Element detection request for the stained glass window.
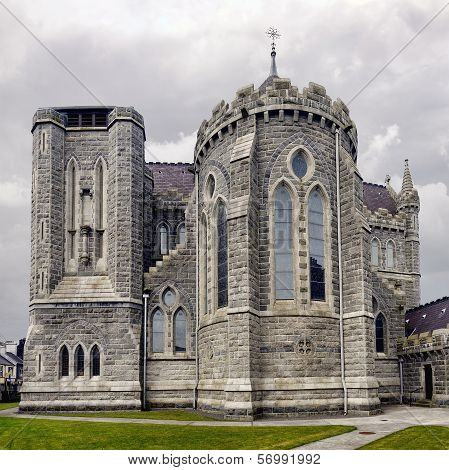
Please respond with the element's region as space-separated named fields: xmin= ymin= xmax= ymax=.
xmin=60 ymin=345 xmax=69 ymax=377
xmin=207 ymin=175 xmax=215 ymax=199
xmin=91 ymin=345 xmax=100 ymax=377
xmin=163 ymin=288 xmax=175 ymax=307
xmin=292 ymin=150 xmax=308 ymax=178
xmin=75 ymin=345 xmax=84 ymax=377
xmin=174 ymin=309 xmax=187 ymax=352
xmin=216 ymin=201 xmax=228 ymax=308
xmin=274 ymin=185 xmax=294 ymax=300
xmin=308 ymin=189 xmax=325 ymax=301
xmin=152 ymin=309 xmax=164 ymax=353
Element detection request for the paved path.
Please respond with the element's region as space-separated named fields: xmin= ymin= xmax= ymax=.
xmin=1 ymin=405 xmax=448 ymax=449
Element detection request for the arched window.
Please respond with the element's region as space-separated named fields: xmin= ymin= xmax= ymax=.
xmin=371 ymin=238 xmax=380 ymax=266
xmin=274 ymin=184 xmax=294 ymax=300
xmin=216 ymin=201 xmax=228 ymax=308
xmin=386 ymin=241 xmax=395 ymax=269
xmin=159 ymin=224 xmax=168 ymax=255
xmin=201 ymin=214 xmax=208 ymax=315
xmin=375 ymin=314 xmax=386 ymax=353
xmin=75 ymin=345 xmax=84 ymax=377
xmin=174 ymin=309 xmax=187 ymax=352
xmin=91 ymin=345 xmax=100 ymax=377
xmin=308 ymin=188 xmax=325 ymax=301
xmin=152 ymin=309 xmax=165 ymax=353
xmin=177 ymin=223 xmax=186 ymax=245
xmin=60 ymin=345 xmax=69 ymax=377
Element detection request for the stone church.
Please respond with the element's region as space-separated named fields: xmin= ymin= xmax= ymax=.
xmin=21 ymin=46 xmax=446 ymax=418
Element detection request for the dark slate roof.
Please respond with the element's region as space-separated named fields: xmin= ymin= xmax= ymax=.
xmin=363 ymin=182 xmax=397 ymax=214
xmin=0 ymin=354 xmax=14 ymax=366
xmin=147 ymin=162 xmax=194 ymax=195
xmin=405 ymin=297 xmax=449 ymax=335
xmin=4 ymin=352 xmax=23 ymax=366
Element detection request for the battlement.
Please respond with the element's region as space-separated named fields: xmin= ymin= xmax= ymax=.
xmin=32 ymin=106 xmax=145 ymax=135
xmin=195 ymin=79 xmax=356 ymax=161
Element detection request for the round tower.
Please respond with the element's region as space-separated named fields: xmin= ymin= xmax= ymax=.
xmin=194 ymin=49 xmax=380 ymax=418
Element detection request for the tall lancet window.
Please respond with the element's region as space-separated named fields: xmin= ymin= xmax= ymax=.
xmin=308 ymin=188 xmax=326 ymax=301
xmin=274 ymin=184 xmax=294 ymax=300
xmin=152 ymin=309 xmax=165 ymax=353
xmin=60 ymin=345 xmax=69 ymax=377
xmin=375 ymin=314 xmax=386 ymax=353
xmin=159 ymin=225 xmax=168 ymax=255
xmin=386 ymin=241 xmax=395 ymax=269
xmin=216 ymin=201 xmax=228 ymax=309
xmin=200 ymin=215 xmax=208 ymax=315
xmin=68 ymin=161 xmax=77 ymax=261
xmin=174 ymin=309 xmax=187 ymax=353
xmin=75 ymin=345 xmax=84 ymax=377
xmin=96 ymin=161 xmax=106 ymax=263
xmin=371 ymin=238 xmax=380 ymax=266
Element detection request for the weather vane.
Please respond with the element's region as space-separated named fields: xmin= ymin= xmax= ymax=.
xmin=266 ymin=27 xmax=281 ymax=51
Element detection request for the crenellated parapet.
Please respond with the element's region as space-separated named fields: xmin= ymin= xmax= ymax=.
xmin=195 ymin=79 xmax=357 ymax=164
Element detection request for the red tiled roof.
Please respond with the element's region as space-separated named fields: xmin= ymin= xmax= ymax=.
xmin=406 ymin=297 xmax=449 ymax=335
xmin=363 ymin=182 xmax=397 ymax=214
xmin=147 ymin=162 xmax=194 ymax=195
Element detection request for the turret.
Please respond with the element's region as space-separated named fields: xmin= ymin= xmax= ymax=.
xmin=397 ymin=159 xmax=420 ymax=304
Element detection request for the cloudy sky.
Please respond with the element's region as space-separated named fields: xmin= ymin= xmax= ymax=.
xmin=1 ymin=0 xmax=448 ymax=340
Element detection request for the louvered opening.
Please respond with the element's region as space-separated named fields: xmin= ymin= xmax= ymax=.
xmin=67 ymin=113 xmax=80 ymax=127
xmin=81 ymin=113 xmax=93 ymax=127
xmin=94 ymin=113 xmax=107 ymax=127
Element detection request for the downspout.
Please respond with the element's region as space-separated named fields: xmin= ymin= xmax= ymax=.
xmin=194 ymin=168 xmax=200 ymax=409
xmin=142 ymin=293 xmax=149 ymax=410
xmin=336 ymin=127 xmax=348 ymax=415
xmin=399 ymin=357 xmax=404 ymax=404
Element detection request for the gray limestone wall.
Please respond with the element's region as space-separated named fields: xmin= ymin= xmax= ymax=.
xmin=21 ymin=304 xmax=141 ymax=411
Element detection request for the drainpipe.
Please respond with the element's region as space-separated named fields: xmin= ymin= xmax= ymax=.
xmin=142 ymin=292 xmax=149 ymax=411
xmin=335 ymin=127 xmax=348 ymax=415
xmin=194 ymin=168 xmax=200 ymax=409
xmin=399 ymin=357 xmax=404 ymax=404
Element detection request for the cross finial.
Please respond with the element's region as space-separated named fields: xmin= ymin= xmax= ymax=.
xmin=266 ymin=27 xmax=281 ymax=52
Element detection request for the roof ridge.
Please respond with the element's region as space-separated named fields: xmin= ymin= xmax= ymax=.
xmin=363 ymin=182 xmax=386 ymax=188
xmin=406 ymin=296 xmax=449 ymax=315
xmin=146 ymin=161 xmax=193 ymax=166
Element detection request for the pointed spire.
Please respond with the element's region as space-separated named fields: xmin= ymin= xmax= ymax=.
xmin=401 ymin=159 xmax=414 ymax=193
xmin=270 ymin=46 xmax=278 ymax=77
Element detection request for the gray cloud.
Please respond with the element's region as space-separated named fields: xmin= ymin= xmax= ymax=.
xmin=1 ymin=0 xmax=448 ymax=339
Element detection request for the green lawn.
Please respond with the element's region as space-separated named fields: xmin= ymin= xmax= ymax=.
xmin=50 ymin=409 xmax=219 ymax=421
xmin=0 ymin=402 xmax=19 ymax=411
xmin=0 ymin=417 xmax=354 ymax=450
xmin=360 ymin=426 xmax=449 ymax=450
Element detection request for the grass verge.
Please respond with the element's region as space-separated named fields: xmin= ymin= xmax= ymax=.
xmin=48 ymin=409 xmax=219 ymax=421
xmin=359 ymin=426 xmax=449 ymax=450
xmin=0 ymin=402 xmax=19 ymax=411
xmin=0 ymin=417 xmax=355 ymax=450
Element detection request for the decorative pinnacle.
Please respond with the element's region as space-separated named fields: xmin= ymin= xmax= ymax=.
xmin=401 ymin=159 xmax=414 ymax=193
xmin=266 ymin=27 xmax=280 ymax=77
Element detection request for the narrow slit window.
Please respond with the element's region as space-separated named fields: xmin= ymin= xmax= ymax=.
xmin=308 ymin=189 xmax=326 ymax=301
xmin=375 ymin=314 xmax=386 ymax=353
xmin=216 ymin=201 xmax=228 ymax=309
xmin=178 ymin=223 xmax=186 ymax=245
xmin=274 ymin=185 xmax=294 ymax=300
